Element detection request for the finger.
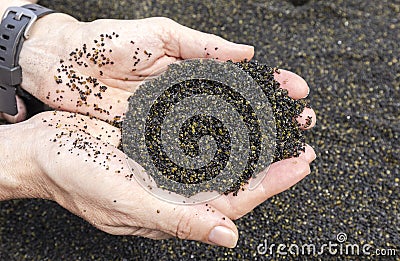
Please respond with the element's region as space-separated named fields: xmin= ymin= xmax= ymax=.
xmin=33 ymin=111 xmax=121 ymax=146
xmin=273 ymin=69 xmax=317 ymax=130
xmin=96 ymin=225 xmax=173 ymax=240
xmin=211 ymin=157 xmax=310 ymax=219
xmin=296 ymin=107 xmax=316 ymax=130
xmin=100 ymin=193 xmax=239 ymax=248
xmin=129 ymin=228 xmax=173 ymax=240
xmin=163 ymin=18 xmax=254 ymax=62
xmin=274 ymin=69 xmax=310 ymax=100
xmin=0 ymin=95 xmax=27 ymax=123
xmin=126 ymin=160 xmax=239 ymax=248
xmin=150 ymin=202 xmax=239 ymax=248
xmin=53 ymin=145 xmax=238 ymax=248
xmin=298 ymin=144 xmax=317 ymax=163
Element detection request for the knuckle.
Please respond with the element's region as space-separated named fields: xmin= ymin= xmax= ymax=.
xmin=228 ymin=202 xmax=246 ymax=220
xmin=298 ymin=160 xmax=311 ymax=178
xmin=153 ymin=17 xmax=175 ymax=28
xmin=295 ymin=159 xmax=311 ymax=179
xmin=174 ymin=209 xmax=193 ymax=240
xmin=158 ymin=17 xmax=174 ymax=24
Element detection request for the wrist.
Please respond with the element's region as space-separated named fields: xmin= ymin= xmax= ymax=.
xmin=0 ymin=2 xmax=80 ymax=100
xmin=0 ymin=122 xmax=51 ymax=200
xmin=0 ymin=2 xmax=78 ymax=116
xmin=19 ymin=12 xmax=79 ymax=98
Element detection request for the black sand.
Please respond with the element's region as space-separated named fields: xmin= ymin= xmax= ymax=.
xmin=0 ymin=0 xmax=398 ymax=260
xmin=122 ymin=59 xmax=307 ymax=197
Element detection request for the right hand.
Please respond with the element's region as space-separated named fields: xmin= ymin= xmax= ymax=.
xmin=2 ymin=67 xmax=315 ymax=248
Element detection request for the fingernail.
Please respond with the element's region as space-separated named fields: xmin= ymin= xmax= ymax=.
xmin=240 ymin=43 xmax=254 ymax=48
xmin=229 ymin=42 xmax=253 ymax=48
xmin=236 ymin=43 xmax=254 ymax=50
xmin=303 ymin=87 xmax=310 ymax=98
xmin=208 ymin=226 xmax=237 ymax=248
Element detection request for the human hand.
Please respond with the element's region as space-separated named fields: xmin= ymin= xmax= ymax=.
xmin=0 ymin=3 xmax=317 ymax=248
xmin=5 ymin=15 xmax=251 ymax=123
xmin=1 ymin=67 xmax=315 ymax=248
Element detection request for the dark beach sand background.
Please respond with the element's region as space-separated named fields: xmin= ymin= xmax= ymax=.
xmin=0 ymin=0 xmax=398 ymax=260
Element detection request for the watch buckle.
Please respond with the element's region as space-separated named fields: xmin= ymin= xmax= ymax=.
xmin=2 ymin=7 xmax=38 ymax=39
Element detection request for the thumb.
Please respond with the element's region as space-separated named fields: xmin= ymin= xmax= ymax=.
xmin=164 ymin=18 xmax=254 ymax=62
xmin=128 ymin=161 xmax=238 ymax=248
xmin=154 ymin=202 xmax=239 ymax=248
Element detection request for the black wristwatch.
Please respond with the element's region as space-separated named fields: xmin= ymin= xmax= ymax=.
xmin=0 ymin=4 xmax=54 ymax=116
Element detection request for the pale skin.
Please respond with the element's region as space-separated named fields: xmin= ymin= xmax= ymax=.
xmin=0 ymin=0 xmax=316 ymax=248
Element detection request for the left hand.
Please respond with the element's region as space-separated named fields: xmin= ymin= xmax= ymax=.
xmin=10 ymin=15 xmax=254 ymax=122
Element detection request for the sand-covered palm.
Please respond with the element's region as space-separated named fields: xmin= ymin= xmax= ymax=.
xmin=15 ymin=15 xmax=253 ymax=122
xmin=3 ymin=109 xmax=314 ymax=248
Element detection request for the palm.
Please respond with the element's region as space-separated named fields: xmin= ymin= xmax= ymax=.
xmin=31 ymin=110 xmax=314 ymax=243
xmin=20 ymin=17 xmax=254 ymax=122
xmin=74 ymin=18 xmax=180 ymax=91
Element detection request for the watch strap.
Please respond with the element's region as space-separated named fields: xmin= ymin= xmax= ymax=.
xmin=0 ymin=4 xmax=54 ymax=115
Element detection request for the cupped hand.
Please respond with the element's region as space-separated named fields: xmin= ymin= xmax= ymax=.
xmin=6 ymin=68 xmax=315 ymax=248
xmin=11 ymin=15 xmax=254 ymax=122
xmin=1 ymin=8 xmax=317 ymax=248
